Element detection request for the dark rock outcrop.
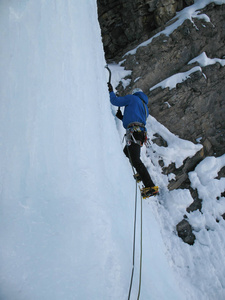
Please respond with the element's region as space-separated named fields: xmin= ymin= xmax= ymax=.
xmin=167 ymin=139 xmax=214 ymax=191
xmin=148 ymin=62 xmax=225 ymax=157
xmin=97 ymin=0 xmax=193 ymax=60
xmin=176 ymin=218 xmax=196 ymax=245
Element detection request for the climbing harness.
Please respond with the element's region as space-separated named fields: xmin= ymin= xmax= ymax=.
xmin=127 ymin=145 xmax=143 ymax=300
xmin=125 ymin=123 xmax=147 ymax=147
xmin=125 ymin=130 xmax=142 ymax=147
xmin=125 ymin=87 xmax=149 ymax=147
xmin=128 ymin=122 xmax=145 ymax=129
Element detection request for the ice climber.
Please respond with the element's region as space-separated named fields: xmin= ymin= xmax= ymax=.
xmin=108 ymin=83 xmax=159 ymax=198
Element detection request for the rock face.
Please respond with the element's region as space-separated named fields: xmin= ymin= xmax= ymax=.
xmin=97 ymin=0 xmax=194 ymax=60
xmin=149 ymin=62 xmax=225 ymax=157
xmin=97 ymin=2 xmax=225 ymax=244
xmin=100 ymin=3 xmax=225 ymax=157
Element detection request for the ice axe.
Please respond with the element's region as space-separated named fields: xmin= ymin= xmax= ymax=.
xmin=105 ymin=64 xmax=122 ymax=117
xmin=105 ymin=64 xmax=112 ymax=84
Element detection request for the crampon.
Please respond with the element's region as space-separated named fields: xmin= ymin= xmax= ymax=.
xmin=140 ymin=186 xmax=159 ymax=199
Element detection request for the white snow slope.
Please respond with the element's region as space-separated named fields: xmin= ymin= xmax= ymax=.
xmin=0 ymin=1 xmax=225 ymax=300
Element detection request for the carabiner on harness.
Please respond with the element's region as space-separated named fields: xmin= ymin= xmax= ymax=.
xmin=125 ymin=128 xmax=143 ymax=147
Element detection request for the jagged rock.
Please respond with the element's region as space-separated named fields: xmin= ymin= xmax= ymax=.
xmin=152 ymin=133 xmax=168 ymax=147
xmin=98 ymin=3 xmax=225 ymax=156
xmin=97 ymin=0 xmax=193 ymax=59
xmin=167 ymin=140 xmax=209 ymax=191
xmin=114 ymin=4 xmax=225 ymax=157
xmin=184 ymin=0 xmax=194 ymax=5
xmin=176 ymin=219 xmax=195 ymax=245
xmin=166 ymin=139 xmax=214 ymax=192
xmin=217 ymin=167 xmax=225 ymax=180
xmin=217 ymin=191 xmax=225 ymax=220
xmin=154 ymin=0 xmax=178 ymax=27
xmin=186 ymin=188 xmax=202 ymax=213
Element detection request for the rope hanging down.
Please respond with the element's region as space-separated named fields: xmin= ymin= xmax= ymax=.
xmin=126 ymin=145 xmax=143 ymax=300
xmin=127 ymin=179 xmax=138 ymax=300
xmin=137 ymin=190 xmax=143 ymax=300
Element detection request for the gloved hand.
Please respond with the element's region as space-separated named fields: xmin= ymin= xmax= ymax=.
xmin=116 ymin=107 xmax=123 ymax=120
xmin=107 ymin=82 xmax=113 ymax=92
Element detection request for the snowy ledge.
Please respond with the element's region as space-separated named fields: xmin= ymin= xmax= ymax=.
xmin=149 ymin=66 xmax=202 ymax=91
xmin=123 ymin=0 xmax=225 ymax=57
xmin=150 ymin=52 xmax=225 ymax=92
xmin=188 ymin=51 xmax=225 ymax=67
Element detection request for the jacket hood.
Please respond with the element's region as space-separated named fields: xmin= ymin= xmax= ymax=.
xmin=133 ymin=91 xmax=148 ymax=104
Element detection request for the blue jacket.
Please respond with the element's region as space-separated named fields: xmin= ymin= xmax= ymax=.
xmin=110 ymin=91 xmax=149 ymax=129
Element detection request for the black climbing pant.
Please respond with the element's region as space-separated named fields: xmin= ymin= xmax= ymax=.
xmin=124 ymin=142 xmax=155 ymax=188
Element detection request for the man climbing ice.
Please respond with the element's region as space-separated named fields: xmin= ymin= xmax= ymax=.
xmin=108 ymin=82 xmax=159 ymax=198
